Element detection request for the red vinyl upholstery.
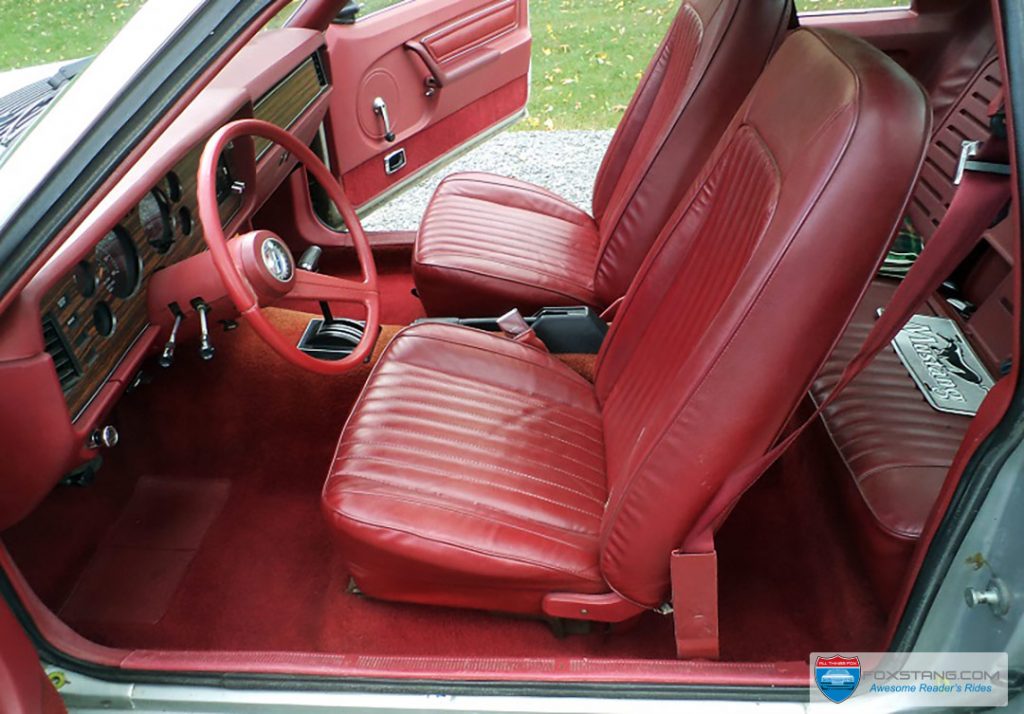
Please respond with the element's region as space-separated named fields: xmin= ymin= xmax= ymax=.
xmin=414 ymin=174 xmax=600 ymax=315
xmin=324 ymin=29 xmax=929 ymax=617
xmin=810 ymin=52 xmax=1003 ymax=607
xmin=412 ymin=0 xmax=793 ymax=317
xmin=811 ymin=282 xmax=969 ymax=605
xmin=322 ymin=322 xmax=607 ymax=613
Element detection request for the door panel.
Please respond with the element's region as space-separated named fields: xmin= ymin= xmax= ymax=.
xmin=322 ymin=0 xmax=531 ymax=208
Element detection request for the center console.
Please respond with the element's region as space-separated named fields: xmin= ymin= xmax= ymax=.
xmin=420 ymin=306 xmax=608 ymax=354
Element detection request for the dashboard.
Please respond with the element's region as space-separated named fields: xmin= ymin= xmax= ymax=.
xmin=40 ymin=36 xmax=330 ymax=422
xmin=0 ymin=28 xmax=333 ymax=528
xmin=42 ymin=143 xmax=245 ymax=419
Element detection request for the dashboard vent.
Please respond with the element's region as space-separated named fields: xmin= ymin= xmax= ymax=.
xmin=42 ymin=315 xmax=81 ymax=392
xmin=312 ymin=50 xmax=329 ymax=87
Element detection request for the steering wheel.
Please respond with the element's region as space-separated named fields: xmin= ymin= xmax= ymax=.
xmin=196 ymin=119 xmax=379 ymax=376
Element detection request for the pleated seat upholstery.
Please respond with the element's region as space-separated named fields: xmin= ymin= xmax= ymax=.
xmin=323 ymin=28 xmax=929 ymax=618
xmin=323 ymin=322 xmax=608 ymax=612
xmin=413 ymin=174 xmax=601 ymax=316
xmin=412 ymin=0 xmax=794 ymax=316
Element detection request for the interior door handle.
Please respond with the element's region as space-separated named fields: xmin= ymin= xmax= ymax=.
xmin=372 ymin=97 xmax=396 ymax=142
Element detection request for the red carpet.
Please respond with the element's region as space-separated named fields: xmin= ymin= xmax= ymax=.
xmin=2 ymin=309 xmax=884 ymax=662
xmin=717 ymin=405 xmax=888 ymax=661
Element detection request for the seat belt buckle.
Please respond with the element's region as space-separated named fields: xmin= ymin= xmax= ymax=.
xmin=496 ymin=308 xmax=531 ymax=338
xmin=955 ymin=140 xmax=1011 ymax=185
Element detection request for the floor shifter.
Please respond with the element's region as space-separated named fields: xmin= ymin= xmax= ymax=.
xmin=295 ymin=245 xmax=373 ymax=361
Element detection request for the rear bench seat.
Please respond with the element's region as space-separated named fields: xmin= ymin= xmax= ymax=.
xmin=811 ymin=52 xmax=1014 ymax=606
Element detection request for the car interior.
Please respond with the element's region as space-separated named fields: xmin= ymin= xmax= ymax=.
xmin=0 ymin=0 xmax=1017 ymax=690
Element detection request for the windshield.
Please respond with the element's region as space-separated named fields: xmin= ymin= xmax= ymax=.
xmin=0 ymin=0 xmax=300 ymax=155
xmin=0 ymin=1 xmax=146 ymax=72
xmin=0 ymin=1 xmax=147 ymax=154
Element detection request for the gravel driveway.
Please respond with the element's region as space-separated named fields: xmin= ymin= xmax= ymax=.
xmin=362 ymin=129 xmax=614 ymax=233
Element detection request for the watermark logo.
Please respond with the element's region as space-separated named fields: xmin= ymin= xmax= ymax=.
xmin=809 ymin=652 xmax=1008 ymax=708
xmin=814 ymin=655 xmax=862 ymax=703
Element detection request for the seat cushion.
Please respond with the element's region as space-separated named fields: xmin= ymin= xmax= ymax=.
xmin=322 ymin=322 xmax=609 ymax=614
xmin=413 ymin=173 xmax=601 ymax=317
xmin=412 ymin=0 xmax=793 ymax=318
xmin=811 ymin=279 xmax=970 ymax=603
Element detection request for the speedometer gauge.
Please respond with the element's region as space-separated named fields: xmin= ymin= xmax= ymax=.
xmin=95 ymin=227 xmax=141 ymax=299
xmin=139 ymin=190 xmax=174 ymax=254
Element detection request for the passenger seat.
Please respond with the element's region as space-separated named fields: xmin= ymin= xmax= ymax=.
xmin=412 ymin=0 xmax=794 ymax=316
xmin=811 ymin=50 xmax=1012 ymax=607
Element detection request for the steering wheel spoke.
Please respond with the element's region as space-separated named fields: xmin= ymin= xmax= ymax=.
xmin=283 ymin=269 xmax=377 ymax=308
xmin=197 ymin=119 xmax=380 ymax=375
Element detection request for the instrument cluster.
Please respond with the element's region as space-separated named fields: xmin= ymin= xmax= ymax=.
xmin=42 ymin=143 xmax=244 ymax=418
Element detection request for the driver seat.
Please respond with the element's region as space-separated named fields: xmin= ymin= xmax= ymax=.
xmin=322 ymin=29 xmax=929 ymax=620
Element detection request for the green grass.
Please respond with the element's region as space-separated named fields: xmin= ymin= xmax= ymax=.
xmin=520 ymin=0 xmax=907 ymax=130
xmin=522 ymin=0 xmax=677 ymax=130
xmin=0 ymin=0 xmax=907 ymax=129
xmin=0 ymin=0 xmax=144 ymax=71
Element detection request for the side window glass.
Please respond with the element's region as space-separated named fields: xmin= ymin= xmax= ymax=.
xmin=264 ymin=0 xmax=303 ymax=30
xmin=359 ymin=0 xmax=415 ymax=20
xmin=796 ymin=0 xmax=910 ymax=14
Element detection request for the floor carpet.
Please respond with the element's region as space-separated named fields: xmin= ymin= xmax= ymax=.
xmin=3 ymin=307 xmax=885 ymax=662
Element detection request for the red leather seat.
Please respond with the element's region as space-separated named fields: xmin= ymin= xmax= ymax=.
xmin=413 ymin=0 xmax=793 ymax=317
xmin=324 ymin=29 xmax=929 ymax=618
xmin=415 ymin=174 xmax=601 ymax=313
xmin=323 ymin=322 xmax=607 ymax=611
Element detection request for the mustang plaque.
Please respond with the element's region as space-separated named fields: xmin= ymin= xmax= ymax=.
xmin=891 ymin=314 xmax=994 ymax=416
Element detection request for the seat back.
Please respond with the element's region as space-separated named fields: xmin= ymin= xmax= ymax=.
xmin=589 ymin=0 xmax=793 ymax=306
xmin=593 ymin=28 xmax=931 ymax=607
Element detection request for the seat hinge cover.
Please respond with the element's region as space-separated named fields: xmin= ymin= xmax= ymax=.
xmin=670 ymin=549 xmax=720 ymax=660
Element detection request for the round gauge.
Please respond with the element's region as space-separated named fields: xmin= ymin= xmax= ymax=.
xmin=165 ymin=171 xmax=182 ymax=202
xmin=73 ymin=260 xmax=97 ymax=297
xmin=92 ymin=302 xmax=115 ymax=337
xmin=178 ymin=206 xmax=193 ymax=236
xmin=139 ymin=190 xmax=174 ymax=254
xmin=95 ymin=227 xmax=141 ymax=299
